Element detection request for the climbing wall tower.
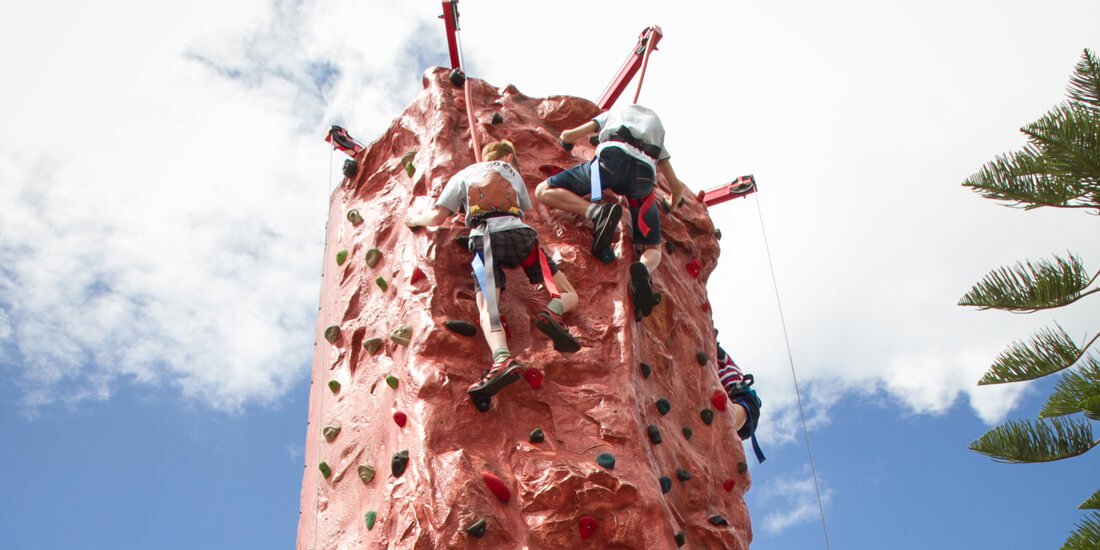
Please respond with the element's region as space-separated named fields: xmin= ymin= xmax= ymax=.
xmin=298 ymin=67 xmax=752 ymax=549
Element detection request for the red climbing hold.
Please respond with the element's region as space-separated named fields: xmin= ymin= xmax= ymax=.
xmin=686 ymin=259 xmax=702 ymax=279
xmin=523 ymin=368 xmax=543 ymax=389
xmin=393 ymin=411 xmax=408 ymax=428
xmin=481 ymin=471 xmax=511 ymax=503
xmin=723 ymin=479 xmax=736 ymax=492
xmin=578 ymin=515 xmax=597 ymax=540
xmin=702 ymin=300 xmax=711 ymax=313
xmin=410 ymin=266 xmax=426 ymax=284
xmin=711 ymin=389 xmax=728 ymax=412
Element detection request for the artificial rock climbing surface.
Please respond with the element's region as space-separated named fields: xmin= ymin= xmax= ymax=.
xmin=298 ymin=67 xmax=752 ymax=549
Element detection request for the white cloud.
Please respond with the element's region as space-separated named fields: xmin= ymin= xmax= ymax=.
xmin=755 ymin=470 xmax=832 ymax=535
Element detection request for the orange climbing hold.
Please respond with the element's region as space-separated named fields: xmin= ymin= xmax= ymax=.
xmin=481 ymin=471 xmax=511 ymax=503
xmin=393 ymin=411 xmax=408 ymax=428
xmin=578 ymin=515 xmax=598 ymax=540
xmin=711 ymin=389 xmax=728 ymax=412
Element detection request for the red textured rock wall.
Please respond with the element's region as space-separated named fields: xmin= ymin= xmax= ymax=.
xmin=298 ymin=67 xmax=752 ymax=549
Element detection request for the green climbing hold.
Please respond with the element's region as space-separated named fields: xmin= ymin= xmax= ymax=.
xmin=529 ymin=428 xmax=545 ymax=444
xmin=676 ymin=468 xmax=692 ymax=481
xmin=336 ymin=249 xmax=348 ymax=266
xmin=319 ymin=461 xmax=332 ymax=479
xmin=700 ymin=408 xmax=714 ymax=425
xmin=322 ymin=425 xmax=341 ymax=442
xmin=327 ymin=380 xmax=341 ymax=394
xmin=404 ymin=161 xmax=415 ymax=177
xmin=375 ymin=276 xmax=388 ymax=292
xmin=596 ymin=452 xmax=616 ymax=470
xmin=346 ymin=209 xmax=364 ymax=225
xmin=696 ymin=351 xmax=708 ymax=365
xmin=738 ymin=461 xmax=748 ymax=474
xmin=640 ymin=362 xmax=652 ymax=378
xmin=443 ymin=320 xmax=478 ymax=337
xmin=358 ymin=464 xmax=376 ymax=484
xmin=675 ymin=531 xmax=686 ymax=546
xmin=363 ymin=337 xmax=383 ymax=355
xmin=655 ymin=398 xmax=671 ymax=415
xmin=401 ymin=150 xmax=417 ymax=178
xmin=324 ymin=325 xmax=340 ymax=344
xmin=466 ymin=518 xmax=488 ymax=538
xmin=708 ymin=515 xmax=730 ymax=526
xmin=365 ymin=248 xmax=382 ymax=268
xmin=390 ymin=325 xmax=412 ymax=346
xmin=647 ymin=425 xmax=662 ymax=445
xmin=365 ymin=510 xmax=377 ymax=530
xmin=386 ymin=375 xmax=399 ymax=389
xmin=682 ymin=427 xmax=693 ymax=440
xmin=659 ymin=476 xmax=672 ymax=494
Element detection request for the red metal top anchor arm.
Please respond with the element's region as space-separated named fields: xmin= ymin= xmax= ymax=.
xmin=596 ymin=26 xmax=663 ymax=111
xmin=698 ymin=175 xmax=758 ymax=207
xmin=440 ymin=1 xmax=462 ymax=70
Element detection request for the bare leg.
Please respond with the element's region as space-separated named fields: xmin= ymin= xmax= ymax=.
xmin=536 ymin=181 xmax=592 ymax=217
xmin=640 ymin=245 xmax=662 ymax=272
xmin=731 ymin=402 xmax=748 ymax=434
xmin=551 ymin=271 xmax=578 ymax=313
xmin=476 ymin=289 xmax=507 ymax=354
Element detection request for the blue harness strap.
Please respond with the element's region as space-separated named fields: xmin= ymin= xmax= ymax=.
xmin=589 ymin=158 xmax=602 ymax=202
xmin=470 ymin=229 xmax=502 ymax=332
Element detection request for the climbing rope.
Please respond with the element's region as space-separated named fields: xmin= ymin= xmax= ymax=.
xmin=632 ymin=30 xmax=657 ymax=104
xmin=312 ymin=142 xmax=338 ymax=550
xmin=751 ymin=192 xmax=833 ymax=550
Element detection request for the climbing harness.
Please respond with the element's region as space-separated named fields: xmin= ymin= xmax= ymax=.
xmin=626 ymin=194 xmax=658 ymax=237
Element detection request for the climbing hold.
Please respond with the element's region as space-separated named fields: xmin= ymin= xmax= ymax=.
xmin=738 ymin=461 xmax=748 ymax=474
xmin=375 ymin=276 xmax=388 ymax=292
xmin=448 ymin=68 xmax=466 ymax=86
xmin=596 ymin=452 xmax=616 ymax=470
xmin=578 ymin=516 xmax=597 ymax=540
xmin=481 ymin=471 xmax=511 ymax=503
xmin=472 ymin=395 xmax=491 ymax=412
xmin=404 ymin=161 xmax=415 ymax=178
xmin=696 ymin=351 xmax=709 ymax=366
xmin=676 ymin=469 xmax=692 ymax=481
xmin=491 ymin=112 xmax=504 ymax=124
xmin=343 ymin=159 xmax=359 ymax=179
xmin=659 ymin=476 xmax=672 ymax=494
xmin=346 ymin=209 xmax=364 ymax=225
xmin=675 ymin=531 xmax=686 ymax=547
xmin=708 ymin=515 xmax=730 ymax=526
xmin=529 ymin=428 xmax=545 ymax=444
xmin=363 ymin=337 xmax=383 ymax=355
xmin=723 ymin=479 xmax=736 ymax=492
xmin=410 ymin=266 xmax=426 ymax=283
xmin=393 ymin=411 xmax=407 ymax=428
xmin=466 ymin=518 xmax=487 ymax=538
xmin=365 ymin=510 xmax=377 ymax=530
xmin=386 ymin=375 xmax=399 ymax=389
xmin=443 ymin=320 xmax=477 ymax=337
xmin=390 ymin=325 xmax=412 ymax=346
xmin=715 ymin=228 xmax=724 ymax=240
xmin=640 ymin=362 xmax=652 ymax=378
xmin=700 ymin=409 xmax=715 ymax=425
xmin=589 ymin=135 xmax=600 ymax=146
xmin=322 ymin=425 xmax=341 ymax=442
xmin=647 ymin=425 xmax=662 ymax=445
xmin=358 ymin=464 xmax=376 ymax=484
xmin=596 ymin=247 xmax=616 ymax=264
xmin=702 ymin=301 xmax=711 ymax=313
xmin=655 ymin=398 xmax=671 ymax=416
xmin=664 ymin=240 xmax=676 ymax=255
xmin=686 ymin=259 xmax=702 ymax=279
xmin=319 ymin=461 xmax=332 ymax=479
xmin=365 ymin=248 xmax=382 ymax=268
xmin=711 ymin=389 xmax=728 ymax=412
xmin=336 ymin=249 xmax=348 ymax=266
xmin=523 ymin=368 xmax=543 ymax=389
xmin=323 ymin=325 xmax=340 ymax=344
xmin=327 ymin=380 xmax=341 ymax=394
xmin=391 ymin=450 xmax=409 ymax=477
xmin=682 ymin=427 xmax=693 ymax=440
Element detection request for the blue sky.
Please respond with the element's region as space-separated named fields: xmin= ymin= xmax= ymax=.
xmin=2 ymin=1 xmax=1098 ymax=549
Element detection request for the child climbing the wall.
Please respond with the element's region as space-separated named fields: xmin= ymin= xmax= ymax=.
xmin=405 ymin=140 xmax=581 ymax=402
xmin=717 ymin=343 xmax=766 ymax=463
xmin=534 ymin=103 xmax=690 ymax=319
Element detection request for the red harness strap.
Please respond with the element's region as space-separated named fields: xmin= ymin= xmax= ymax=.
xmin=627 ymin=193 xmax=657 ymax=237
xmin=520 ymin=246 xmax=560 ymax=299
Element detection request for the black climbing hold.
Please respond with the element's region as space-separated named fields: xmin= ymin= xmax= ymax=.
xmin=665 ymin=240 xmax=676 ymax=254
xmin=560 ymin=140 xmax=574 ymax=152
xmin=700 ymin=409 xmax=715 ymax=425
xmin=324 ymin=325 xmax=340 ymax=344
xmin=327 ymin=380 xmax=341 ymax=394
xmin=715 ymin=228 xmax=723 ymax=240
xmin=466 ymin=518 xmax=487 ymax=538
xmin=444 ymin=320 xmax=478 ymax=337
xmin=596 ymin=452 xmax=616 ymax=470
xmin=675 ymin=531 xmax=686 ymax=546
xmin=738 ymin=461 xmax=749 ymax=474
xmin=391 ymin=450 xmax=409 ymax=478
xmin=655 ymin=398 xmax=671 ymax=415
xmin=696 ymin=351 xmax=708 ymax=366
xmin=472 ymin=394 xmax=491 ymax=412
xmin=596 ymin=247 xmax=615 ymax=264
xmin=342 ymin=158 xmax=359 ymax=179
xmin=491 ymin=112 xmax=503 ymax=125
xmin=319 ymin=461 xmax=332 ymax=479
xmin=363 ymin=337 xmax=383 ymax=355
xmin=454 ymin=235 xmax=470 ymax=249
xmin=682 ymin=427 xmax=693 ymax=440
xmin=708 ymin=515 xmax=730 ymax=526
xmin=647 ymin=425 xmax=662 ymax=445
xmin=529 ymin=428 xmax=545 ymax=444
xmin=640 ymin=362 xmax=652 ymax=378
xmin=659 ymin=476 xmax=672 ymax=494
xmin=676 ymin=468 xmax=692 ymax=481
xmin=589 ymin=135 xmax=599 ymax=146
xmin=449 ymin=68 xmax=466 ymax=86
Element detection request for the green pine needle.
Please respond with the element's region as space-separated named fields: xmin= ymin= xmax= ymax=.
xmin=979 ymin=326 xmax=1098 ymax=385
xmin=1066 ymin=49 xmax=1100 ymax=110
xmin=959 ymin=254 xmax=1099 ymax=312
xmin=1081 ymin=489 xmax=1100 ymax=511
xmin=969 ymin=417 xmax=1098 ymax=463
xmin=1080 ymin=395 xmax=1100 ymax=421
xmin=1023 ymin=104 xmax=1100 ymax=187
xmin=961 ymin=146 xmax=1085 ymax=209
xmin=1041 ymin=356 xmax=1100 ymax=417
xmin=1062 ymin=512 xmax=1100 ymax=550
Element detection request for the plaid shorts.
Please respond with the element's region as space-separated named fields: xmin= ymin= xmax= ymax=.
xmin=469 ymin=228 xmax=559 ymax=292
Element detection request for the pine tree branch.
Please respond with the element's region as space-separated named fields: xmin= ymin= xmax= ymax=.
xmin=981 ymin=329 xmax=1099 ymax=385
xmin=1080 ymin=395 xmax=1100 ymax=422
xmin=962 ymin=146 xmax=1095 ymax=210
xmin=1081 ymin=489 xmax=1100 ymax=511
xmin=1042 ymin=356 xmax=1100 ymax=417
xmin=1022 ymin=104 xmax=1100 ymax=190
xmin=968 ymin=417 xmax=1098 ymax=463
xmin=1062 ymin=512 xmax=1100 ymax=550
xmin=1066 ymin=49 xmax=1100 ymax=111
xmin=959 ymin=255 xmax=1100 ymax=312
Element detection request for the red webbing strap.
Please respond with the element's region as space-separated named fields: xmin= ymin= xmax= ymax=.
xmin=627 ymin=192 xmax=657 ymax=237
xmin=520 ymin=246 xmax=560 ymax=299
